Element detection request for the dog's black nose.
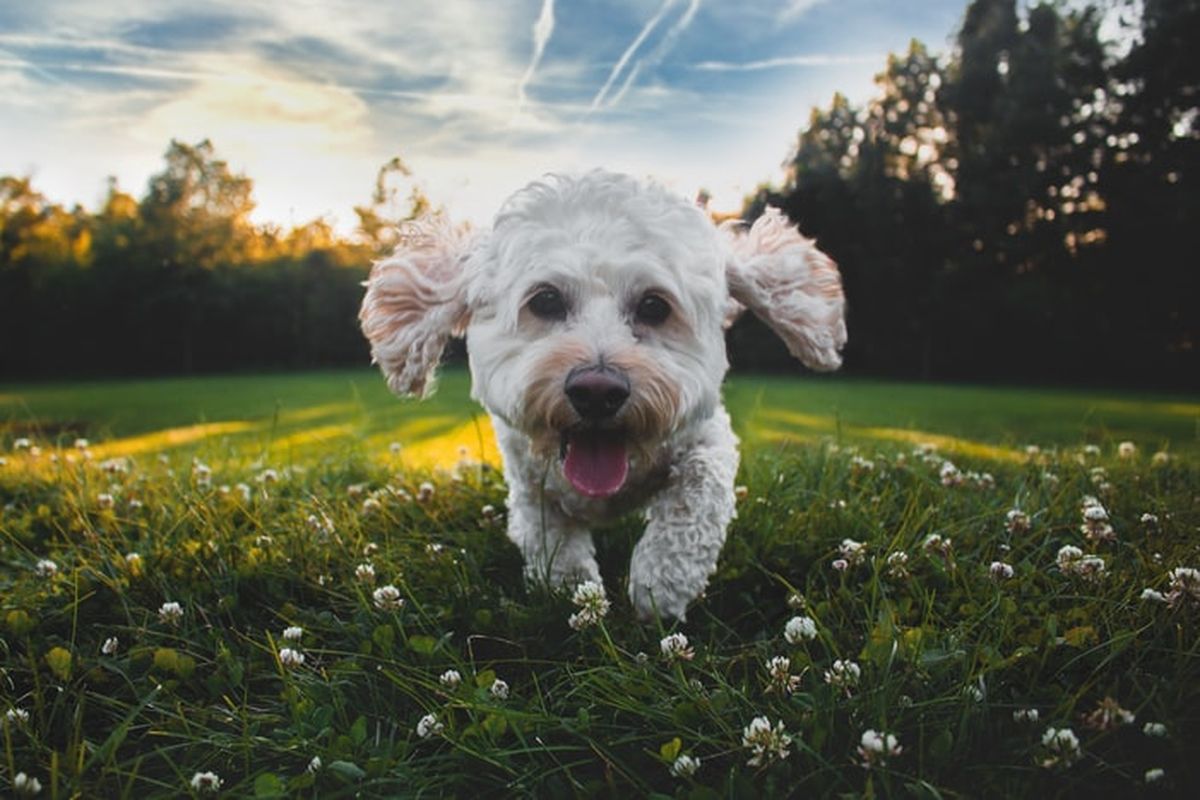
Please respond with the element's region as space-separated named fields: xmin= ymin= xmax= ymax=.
xmin=565 ymin=367 xmax=630 ymax=420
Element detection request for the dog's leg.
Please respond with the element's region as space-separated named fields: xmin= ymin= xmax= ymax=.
xmin=506 ymin=489 xmax=601 ymax=587
xmin=628 ymin=411 xmax=739 ymax=621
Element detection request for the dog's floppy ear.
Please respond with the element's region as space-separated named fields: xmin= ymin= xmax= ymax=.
xmin=724 ymin=207 xmax=847 ymax=371
xmin=360 ymin=216 xmax=475 ymax=397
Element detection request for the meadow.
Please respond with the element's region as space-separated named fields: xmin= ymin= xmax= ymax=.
xmin=0 ymin=369 xmax=1197 ymax=797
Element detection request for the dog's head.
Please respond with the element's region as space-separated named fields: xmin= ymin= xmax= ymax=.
xmin=361 ymin=170 xmax=846 ymax=498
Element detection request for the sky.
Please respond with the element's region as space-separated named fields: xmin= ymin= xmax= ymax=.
xmin=0 ymin=0 xmax=973 ymax=231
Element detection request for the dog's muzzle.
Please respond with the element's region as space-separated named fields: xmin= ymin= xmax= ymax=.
xmin=564 ymin=366 xmax=630 ymax=421
xmin=561 ymin=366 xmax=630 ymax=498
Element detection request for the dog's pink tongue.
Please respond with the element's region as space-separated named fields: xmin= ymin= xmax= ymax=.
xmin=563 ymin=435 xmax=628 ymax=498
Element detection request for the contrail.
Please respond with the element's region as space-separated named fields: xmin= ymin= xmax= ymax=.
xmin=608 ymin=0 xmax=699 ymax=109
xmin=692 ymin=54 xmax=878 ymax=72
xmin=515 ymin=0 xmax=555 ymax=114
xmin=589 ymin=0 xmax=676 ymax=111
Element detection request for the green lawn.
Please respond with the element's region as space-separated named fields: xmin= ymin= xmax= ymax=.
xmin=1 ymin=369 xmax=1195 ymax=465
xmin=1 ymin=370 xmax=1197 ymax=797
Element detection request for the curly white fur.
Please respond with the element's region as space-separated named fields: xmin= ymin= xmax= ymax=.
xmin=361 ymin=170 xmax=846 ymax=620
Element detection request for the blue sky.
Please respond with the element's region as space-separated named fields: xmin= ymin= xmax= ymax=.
xmin=0 ymin=0 xmax=972 ymax=229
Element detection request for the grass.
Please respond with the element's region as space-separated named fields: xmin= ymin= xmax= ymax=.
xmin=0 ymin=369 xmax=1197 ymax=797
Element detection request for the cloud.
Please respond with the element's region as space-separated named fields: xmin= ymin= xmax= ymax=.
xmin=514 ymin=0 xmax=556 ymax=115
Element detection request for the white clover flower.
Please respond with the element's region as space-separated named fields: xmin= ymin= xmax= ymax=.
xmin=28 ymin=446 xmax=41 ymax=457
xmin=127 ymin=499 xmax=143 ymax=510
xmin=490 ymin=678 xmax=510 ymax=700
xmin=100 ymin=457 xmax=130 ymax=475
xmin=355 ymin=563 xmax=376 ymax=583
xmin=850 ymin=455 xmax=875 ymax=473
xmin=389 ymin=441 xmax=403 ymax=455
xmin=1039 ymin=726 xmax=1082 ymax=768
xmin=189 ymin=771 xmax=222 ymax=793
xmin=73 ymin=438 xmax=89 ymax=450
xmin=568 ymin=580 xmax=611 ymax=630
xmin=13 ymin=772 xmax=42 ymax=796
xmin=783 ymin=615 xmax=818 ymax=644
xmin=1142 ymin=721 xmax=1168 ymax=737
xmin=279 ymin=647 xmax=305 ymax=669
xmin=969 ymin=471 xmax=996 ymax=490
xmin=257 ymin=468 xmax=279 ymax=484
xmin=939 ymin=461 xmax=964 ymax=487
xmin=306 ymin=513 xmax=335 ymax=535
xmin=13 ymin=438 xmax=32 ymax=450
xmin=831 ymin=558 xmax=849 ymax=572
xmin=439 ymin=669 xmax=462 ymax=689
xmin=158 ymin=601 xmax=183 ymax=625
xmin=372 ymin=585 xmax=404 ymax=611
xmin=839 ymin=538 xmax=867 ymax=566
xmin=659 ymin=633 xmax=695 ymax=662
xmin=989 ymin=561 xmax=1015 ymax=581
xmin=34 ymin=559 xmax=58 ymax=578
xmin=1075 ymin=555 xmax=1106 ymax=582
xmin=1013 ymin=708 xmax=1040 ymax=723
xmin=1117 ymin=441 xmax=1136 ymax=459
xmin=1141 ymin=588 xmax=1167 ymax=603
xmin=101 ymin=636 xmax=119 ymax=655
xmin=1005 ymin=509 xmax=1031 ymax=534
xmin=1082 ymin=444 xmax=1101 ymax=457
xmin=742 ymin=716 xmax=793 ymax=767
xmin=1145 ymin=767 xmax=1165 ymax=784
xmin=734 ymin=485 xmax=749 ymax=501
xmin=858 ymin=729 xmax=902 ymax=768
xmin=361 ymin=497 xmax=382 ymax=514
xmin=347 ymin=483 xmax=366 ymax=498
xmin=236 ymin=483 xmax=252 ymax=502
xmin=416 ymin=713 xmax=444 ymax=738
xmin=1151 ymin=451 xmax=1170 ymax=466
xmin=417 ymin=481 xmax=435 ymax=503
xmin=765 ymin=656 xmax=802 ymax=694
xmin=670 ymin=753 xmax=701 ymax=778
xmin=282 ymin=626 xmax=303 ymax=642
xmin=97 ymin=493 xmax=115 ymax=509
xmin=824 ymin=659 xmax=861 ymax=693
xmin=886 ymin=550 xmax=910 ymax=579
xmin=1042 ymin=471 xmax=1060 ymax=487
xmin=307 ymin=756 xmax=322 ymax=773
xmin=1056 ymin=545 xmax=1084 ymax=572
xmin=6 ymin=708 xmax=30 ymax=724
xmin=1166 ymin=566 xmax=1200 ymax=609
xmin=1024 ymin=444 xmax=1040 ymax=458
xmin=1079 ymin=498 xmax=1116 ymax=543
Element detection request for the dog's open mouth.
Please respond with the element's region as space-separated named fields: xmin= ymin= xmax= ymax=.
xmin=561 ymin=428 xmax=628 ymax=498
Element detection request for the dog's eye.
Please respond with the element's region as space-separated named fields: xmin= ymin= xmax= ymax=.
xmin=635 ymin=293 xmax=671 ymax=326
xmin=528 ymin=287 xmax=567 ymax=320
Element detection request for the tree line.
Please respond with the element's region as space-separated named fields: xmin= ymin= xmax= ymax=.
xmin=736 ymin=0 xmax=1196 ymax=388
xmin=1 ymin=0 xmax=1195 ymax=388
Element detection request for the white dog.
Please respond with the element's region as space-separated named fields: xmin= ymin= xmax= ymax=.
xmin=360 ymin=170 xmax=846 ymax=620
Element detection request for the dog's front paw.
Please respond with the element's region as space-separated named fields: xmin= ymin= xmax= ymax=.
xmin=524 ymin=556 xmax=601 ymax=589
xmin=628 ymin=569 xmax=695 ymax=622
